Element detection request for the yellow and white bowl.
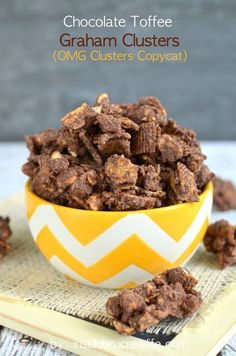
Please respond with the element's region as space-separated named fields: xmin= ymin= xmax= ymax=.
xmin=25 ymin=181 xmax=213 ymax=289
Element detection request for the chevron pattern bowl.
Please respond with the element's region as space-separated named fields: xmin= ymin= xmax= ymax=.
xmin=25 ymin=181 xmax=213 ymax=289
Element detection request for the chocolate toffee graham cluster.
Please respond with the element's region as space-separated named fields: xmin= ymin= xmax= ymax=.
xmin=0 ymin=217 xmax=12 ymax=259
xmin=106 ymin=267 xmax=202 ymax=335
xmin=213 ymin=177 xmax=236 ymax=211
xmin=22 ymin=94 xmax=213 ymax=211
xmin=204 ymin=220 xmax=236 ymax=268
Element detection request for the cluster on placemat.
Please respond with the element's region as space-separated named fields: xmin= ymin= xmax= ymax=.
xmin=106 ymin=267 xmax=202 ymax=335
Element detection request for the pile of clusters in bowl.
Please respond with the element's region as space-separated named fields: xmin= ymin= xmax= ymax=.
xmin=22 ymin=93 xmax=213 ymax=211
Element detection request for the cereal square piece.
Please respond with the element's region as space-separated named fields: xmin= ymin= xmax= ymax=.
xmin=170 ymin=162 xmax=199 ymax=203
xmin=105 ymin=155 xmax=138 ymax=189
xmin=131 ymin=122 xmax=156 ymax=155
xmin=157 ymin=134 xmax=183 ymax=163
xmin=97 ymin=114 xmax=122 ymax=133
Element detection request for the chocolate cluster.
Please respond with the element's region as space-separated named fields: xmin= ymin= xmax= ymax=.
xmin=106 ymin=267 xmax=202 ymax=335
xmin=204 ymin=219 xmax=236 ymax=268
xmin=0 ymin=217 xmax=12 ymax=259
xmin=22 ymin=94 xmax=213 ymax=211
xmin=213 ymin=177 xmax=236 ymax=211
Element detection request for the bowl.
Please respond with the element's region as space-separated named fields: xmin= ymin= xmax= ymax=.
xmin=25 ymin=181 xmax=213 ymax=289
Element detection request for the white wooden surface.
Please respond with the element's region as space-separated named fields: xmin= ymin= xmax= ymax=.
xmin=0 ymin=141 xmax=235 ymax=356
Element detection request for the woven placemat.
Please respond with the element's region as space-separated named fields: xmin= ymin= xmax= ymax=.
xmin=0 ymin=193 xmax=236 ymax=339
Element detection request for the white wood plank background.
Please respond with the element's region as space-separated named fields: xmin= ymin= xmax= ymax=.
xmin=0 ymin=142 xmax=235 ymax=355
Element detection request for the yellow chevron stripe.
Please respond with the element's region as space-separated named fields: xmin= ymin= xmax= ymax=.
xmin=53 ymin=205 xmax=126 ymax=245
xmin=36 ymin=230 xmax=170 ymax=282
xmin=175 ymin=216 xmax=209 ymax=265
xmin=26 ymin=185 xmax=132 ymax=244
xmin=53 ymin=197 xmax=206 ymax=244
xmin=148 ymin=198 xmax=206 ymax=241
xmin=36 ymin=217 xmax=208 ymax=285
xmin=26 ymin=182 xmax=212 ymax=287
xmin=25 ymin=182 xmax=211 ymax=245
